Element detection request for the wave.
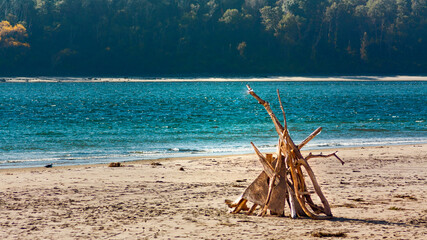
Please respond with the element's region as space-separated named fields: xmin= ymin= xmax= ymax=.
xmin=1 ymin=137 xmax=426 ymax=169
xmin=167 ymin=148 xmax=205 ymax=153
xmin=350 ymin=128 xmax=390 ymax=132
xmin=305 ymin=137 xmax=427 ymax=149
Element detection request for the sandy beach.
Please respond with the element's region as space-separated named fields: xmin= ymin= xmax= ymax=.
xmin=0 ymin=144 xmax=426 ymax=239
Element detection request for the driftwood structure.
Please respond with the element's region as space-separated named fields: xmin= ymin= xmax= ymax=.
xmin=225 ymin=85 xmax=344 ymax=219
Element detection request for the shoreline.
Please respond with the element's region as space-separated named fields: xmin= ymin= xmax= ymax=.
xmin=1 ymin=75 xmax=427 ymax=83
xmin=0 ymin=143 xmax=425 ymax=239
xmin=1 ymin=143 xmax=426 ymax=171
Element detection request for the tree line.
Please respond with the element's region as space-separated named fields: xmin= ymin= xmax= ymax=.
xmin=0 ymin=0 xmax=426 ymax=76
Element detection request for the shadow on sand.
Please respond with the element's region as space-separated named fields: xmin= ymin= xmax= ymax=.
xmin=329 ymin=217 xmax=407 ymax=226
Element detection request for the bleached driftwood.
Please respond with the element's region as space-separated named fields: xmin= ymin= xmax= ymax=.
xmin=225 ymin=86 xmax=344 ymax=220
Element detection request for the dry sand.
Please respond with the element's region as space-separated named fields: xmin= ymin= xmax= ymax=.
xmin=0 ymin=144 xmax=426 ymax=239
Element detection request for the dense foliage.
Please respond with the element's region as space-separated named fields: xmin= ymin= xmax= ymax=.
xmin=0 ymin=0 xmax=426 ymax=76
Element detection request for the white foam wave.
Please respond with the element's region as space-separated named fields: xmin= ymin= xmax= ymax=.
xmin=1 ymin=137 xmax=426 ymax=169
xmin=305 ymin=137 xmax=427 ymax=149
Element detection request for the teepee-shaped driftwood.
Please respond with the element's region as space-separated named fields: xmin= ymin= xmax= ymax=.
xmin=225 ymin=86 xmax=344 ymax=219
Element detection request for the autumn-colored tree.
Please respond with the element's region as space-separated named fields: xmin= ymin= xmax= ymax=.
xmin=0 ymin=21 xmax=30 ymax=48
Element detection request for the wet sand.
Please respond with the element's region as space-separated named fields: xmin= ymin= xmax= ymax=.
xmin=0 ymin=144 xmax=426 ymax=239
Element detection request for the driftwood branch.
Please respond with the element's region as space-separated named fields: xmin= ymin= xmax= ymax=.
xmin=298 ymin=127 xmax=322 ymax=149
xmin=305 ymin=151 xmax=345 ymax=165
xmin=250 ymin=142 xmax=275 ymax=178
xmin=277 ymin=89 xmax=288 ymax=131
xmin=287 ymin=183 xmax=297 ymax=218
xmin=260 ymin=133 xmax=286 ymax=216
xmin=259 ymin=172 xmax=277 ymax=216
xmin=247 ymin=204 xmax=258 ymax=215
xmin=232 ymin=199 xmax=248 ymax=214
xmin=247 ymin=85 xmax=284 ymax=136
xmin=250 ymin=142 xmax=280 ymax=186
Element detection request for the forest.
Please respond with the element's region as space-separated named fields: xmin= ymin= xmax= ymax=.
xmin=0 ymin=0 xmax=426 ymax=76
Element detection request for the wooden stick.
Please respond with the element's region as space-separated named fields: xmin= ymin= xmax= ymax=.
xmin=274 ymin=135 xmax=284 ymax=174
xmin=283 ymin=130 xmax=305 ymax=159
xmin=247 ymin=85 xmax=303 ymax=160
xmin=232 ymin=199 xmax=248 ymax=214
xmin=305 ymin=196 xmax=325 ymax=214
xmin=259 ymin=173 xmax=277 ymax=216
xmin=298 ymin=127 xmax=322 ymax=149
xmin=288 ymin=156 xmax=332 ymax=219
xmin=296 ymin=165 xmax=306 ymax=192
xmin=278 ymin=134 xmax=290 ymax=216
xmin=283 ymin=141 xmax=306 ymax=218
xmin=266 ymin=153 xmax=274 ymax=164
xmin=225 ymin=193 xmax=243 ymax=208
xmin=247 ymin=204 xmax=258 ymax=215
xmin=299 ymin=191 xmax=315 ymax=195
xmin=287 ymin=183 xmax=297 ymax=219
xmin=286 ymin=178 xmax=306 ymax=217
xmin=276 ymin=89 xmax=288 ymax=131
xmin=260 ymin=135 xmax=286 ymax=216
xmin=288 ymin=156 xmax=315 ymax=218
xmin=247 ymin=85 xmax=284 ymax=136
xmin=305 ymin=151 xmax=344 ymax=165
xmin=299 ymin=159 xmax=333 ymax=217
xmin=250 ymin=142 xmax=277 ymax=182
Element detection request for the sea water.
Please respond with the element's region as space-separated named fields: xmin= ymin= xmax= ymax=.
xmin=0 ymin=80 xmax=426 ymax=168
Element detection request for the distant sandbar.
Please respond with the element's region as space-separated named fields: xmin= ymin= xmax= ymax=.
xmin=1 ymin=75 xmax=427 ymax=83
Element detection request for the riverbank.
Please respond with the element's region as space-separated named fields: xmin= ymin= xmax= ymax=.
xmin=0 ymin=144 xmax=426 ymax=239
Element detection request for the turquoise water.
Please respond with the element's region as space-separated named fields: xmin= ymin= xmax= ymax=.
xmin=0 ymin=81 xmax=426 ymax=168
